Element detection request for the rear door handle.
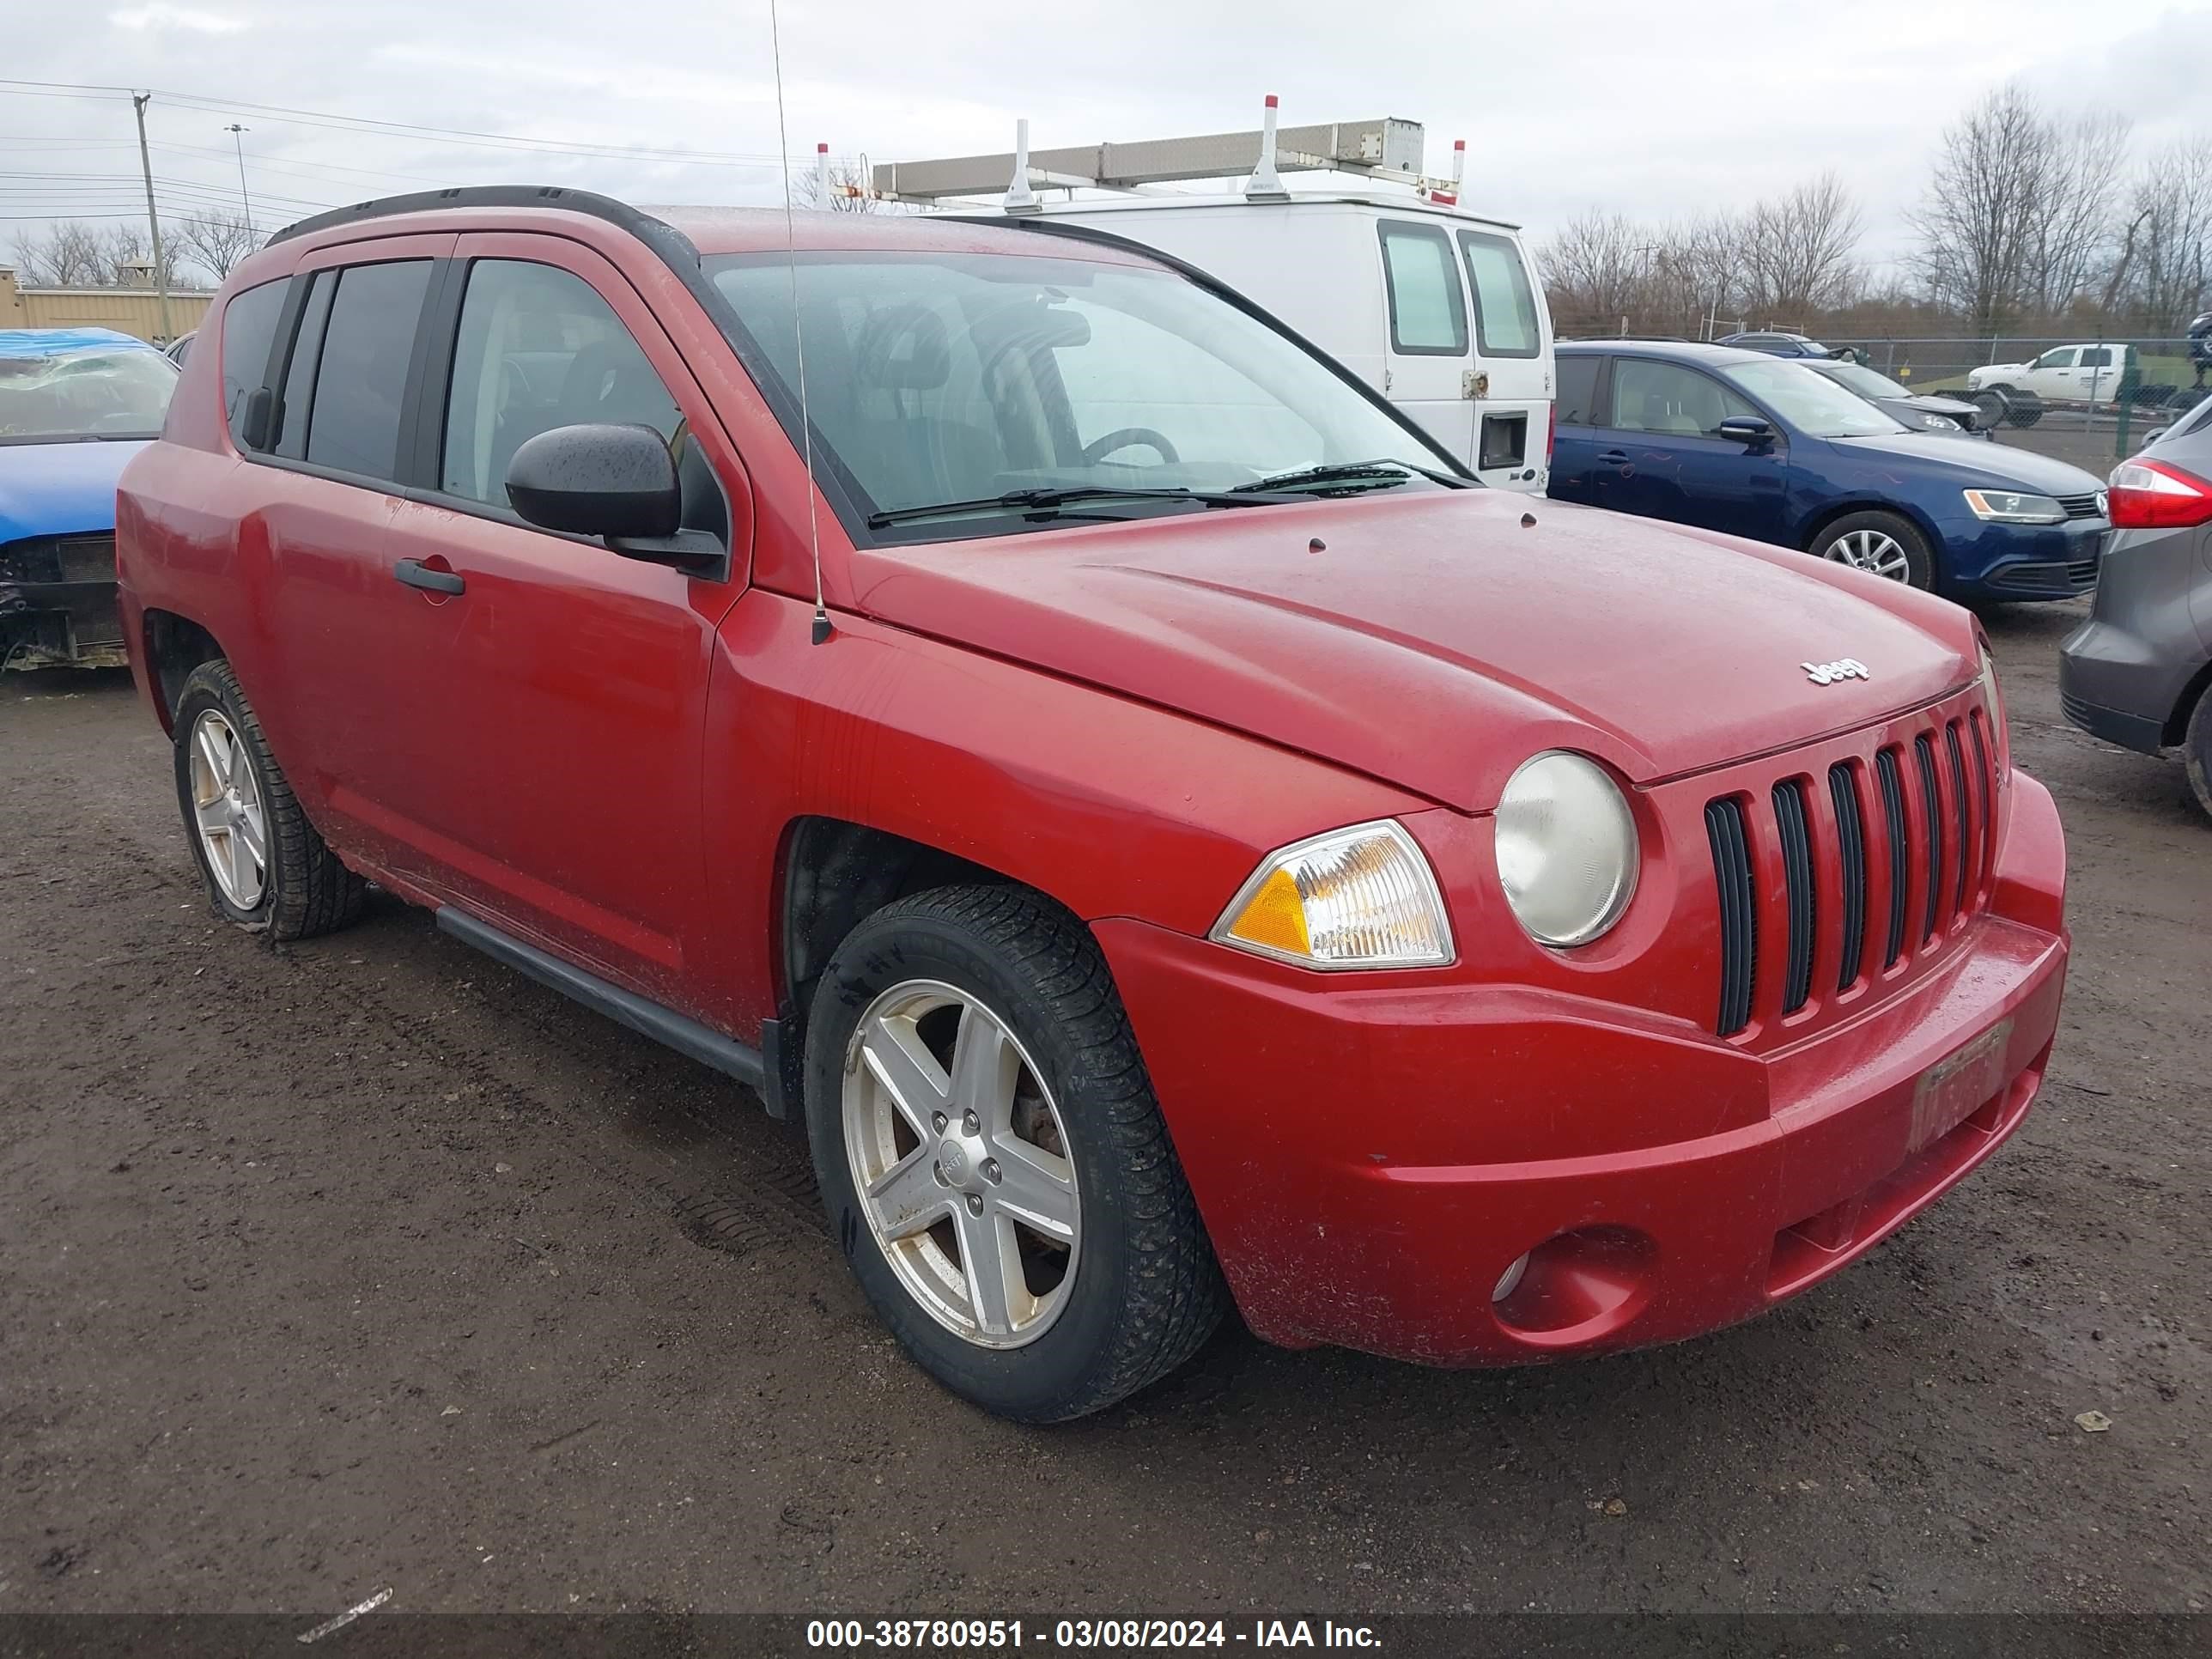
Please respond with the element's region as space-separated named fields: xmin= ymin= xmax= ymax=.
xmin=394 ymin=558 xmax=465 ymax=595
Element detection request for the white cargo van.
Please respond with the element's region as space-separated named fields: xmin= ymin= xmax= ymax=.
xmin=870 ymin=109 xmax=1557 ymax=493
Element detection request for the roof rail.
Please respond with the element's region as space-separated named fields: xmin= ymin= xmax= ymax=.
xmin=264 ymin=185 xmax=696 ymax=260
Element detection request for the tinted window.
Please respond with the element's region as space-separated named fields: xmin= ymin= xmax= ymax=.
xmin=304 ymin=260 xmax=432 ymax=480
xmin=441 ymin=259 xmax=683 ymax=506
xmin=275 ymin=271 xmax=333 ymax=459
xmin=2079 ymin=347 xmax=2112 ymax=368
xmin=1377 ymin=222 xmax=1468 ymax=356
xmin=1457 ymin=230 xmax=1540 ymax=359
xmin=1554 ymin=355 xmax=1603 ymax=424
xmin=1611 ymin=359 xmax=1755 ymax=437
xmin=221 ymin=277 xmax=289 ymax=447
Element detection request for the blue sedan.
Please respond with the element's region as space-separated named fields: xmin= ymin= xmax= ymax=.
xmin=1550 ymin=340 xmax=2111 ymax=601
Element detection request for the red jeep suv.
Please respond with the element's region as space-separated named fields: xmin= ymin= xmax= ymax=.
xmin=116 ymin=189 xmax=2069 ymax=1421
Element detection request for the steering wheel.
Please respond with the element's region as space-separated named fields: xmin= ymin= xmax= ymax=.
xmin=1081 ymin=427 xmax=1180 ymax=465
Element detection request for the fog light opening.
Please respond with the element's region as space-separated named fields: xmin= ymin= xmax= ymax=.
xmin=1492 ymin=1253 xmax=1530 ymax=1303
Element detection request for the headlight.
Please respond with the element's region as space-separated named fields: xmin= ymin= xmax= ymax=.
xmin=1977 ymin=641 xmax=2010 ymax=779
xmin=1963 ymin=488 xmax=2065 ymax=524
xmin=1212 ymin=820 xmax=1452 ymax=969
xmin=1920 ymin=413 xmax=1962 ymax=430
xmin=1494 ymin=751 xmax=1639 ymax=947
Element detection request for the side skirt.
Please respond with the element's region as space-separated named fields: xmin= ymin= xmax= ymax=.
xmin=434 ymin=907 xmax=774 ymax=1101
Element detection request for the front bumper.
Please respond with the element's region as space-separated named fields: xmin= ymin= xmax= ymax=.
xmin=0 ymin=533 xmax=125 ymax=670
xmin=1938 ymin=514 xmax=2108 ymax=602
xmin=1097 ymin=771 xmax=2068 ymax=1367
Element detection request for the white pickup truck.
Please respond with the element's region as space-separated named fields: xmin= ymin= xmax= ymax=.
xmin=1967 ymin=343 xmax=2136 ymax=406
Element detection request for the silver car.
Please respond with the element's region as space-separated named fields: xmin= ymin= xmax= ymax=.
xmin=2058 ymin=398 xmax=2212 ymax=816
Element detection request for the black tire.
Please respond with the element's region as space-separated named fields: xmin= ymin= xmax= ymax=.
xmin=172 ymin=659 xmax=367 ymax=939
xmin=2185 ymin=683 xmax=2212 ymax=823
xmin=1808 ymin=508 xmax=1936 ymax=590
xmin=1972 ymin=389 xmax=2009 ymax=429
xmin=2007 ymin=390 xmax=2045 ymax=429
xmin=805 ymin=884 xmax=1226 ymax=1422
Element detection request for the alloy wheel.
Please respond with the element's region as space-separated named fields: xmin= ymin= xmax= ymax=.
xmin=188 ymin=708 xmax=268 ymax=908
xmin=1822 ymin=528 xmax=1912 ymax=582
xmin=842 ymin=979 xmax=1080 ymax=1349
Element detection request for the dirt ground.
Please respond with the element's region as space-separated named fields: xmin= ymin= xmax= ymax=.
xmin=3 ymin=600 xmax=2207 ymax=1626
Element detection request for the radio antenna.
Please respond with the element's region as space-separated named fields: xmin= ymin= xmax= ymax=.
xmin=768 ymin=0 xmax=830 ymax=645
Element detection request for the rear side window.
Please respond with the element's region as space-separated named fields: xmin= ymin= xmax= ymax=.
xmin=220 ymin=277 xmax=289 ymax=447
xmin=303 ymin=260 xmax=433 ymax=481
xmin=275 ymin=271 xmax=334 ymax=459
xmin=440 ymin=259 xmax=682 ymax=506
xmin=1457 ymin=231 xmax=1540 ymax=359
xmin=2079 ymin=347 xmax=2112 ymax=368
xmin=1554 ymin=356 xmax=1604 ymax=425
xmin=1377 ymin=222 xmax=1468 ymax=356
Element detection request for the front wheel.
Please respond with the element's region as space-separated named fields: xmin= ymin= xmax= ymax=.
xmin=1809 ymin=510 xmax=1935 ymax=589
xmin=805 ymin=884 xmax=1225 ymax=1421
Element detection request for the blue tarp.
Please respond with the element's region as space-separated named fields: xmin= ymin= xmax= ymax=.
xmin=0 ymin=326 xmax=159 ymax=359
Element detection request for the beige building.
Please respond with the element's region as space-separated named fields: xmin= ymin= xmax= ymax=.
xmin=0 ymin=265 xmax=213 ymax=345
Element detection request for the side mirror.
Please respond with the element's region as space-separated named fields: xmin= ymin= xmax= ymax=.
xmin=1717 ymin=416 xmax=1776 ymax=447
xmin=507 ymin=422 xmax=682 ymax=539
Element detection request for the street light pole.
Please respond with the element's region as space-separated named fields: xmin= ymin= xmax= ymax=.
xmin=225 ymin=124 xmax=252 ymax=227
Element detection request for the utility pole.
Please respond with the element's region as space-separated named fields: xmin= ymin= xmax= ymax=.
xmin=225 ymin=123 xmax=252 ymax=226
xmin=131 ymin=92 xmax=174 ymax=343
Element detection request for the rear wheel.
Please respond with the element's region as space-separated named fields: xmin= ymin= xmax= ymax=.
xmin=2185 ymin=683 xmax=2212 ymax=821
xmin=172 ymin=660 xmax=366 ymax=938
xmin=1809 ymin=510 xmax=1934 ymax=589
xmin=805 ymin=884 xmax=1226 ymax=1421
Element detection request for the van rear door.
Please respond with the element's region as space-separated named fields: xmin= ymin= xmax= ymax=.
xmin=1456 ymin=227 xmax=1551 ymax=489
xmin=1375 ymin=218 xmax=1474 ymax=465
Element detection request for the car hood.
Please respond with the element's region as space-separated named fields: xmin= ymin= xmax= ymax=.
xmin=0 ymin=437 xmax=147 ymax=544
xmin=848 ymin=489 xmax=1978 ymax=811
xmin=1827 ymin=429 xmax=2102 ymax=494
xmin=1893 ymin=392 xmax=1978 ymax=417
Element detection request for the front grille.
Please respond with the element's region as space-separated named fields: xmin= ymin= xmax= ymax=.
xmin=1771 ymin=781 xmax=1816 ymax=1014
xmin=0 ymin=532 xmax=116 ymax=586
xmin=1705 ymin=708 xmax=1998 ymax=1037
xmin=1705 ymin=799 xmax=1758 ymax=1037
xmin=2056 ymin=492 xmax=2105 ymax=521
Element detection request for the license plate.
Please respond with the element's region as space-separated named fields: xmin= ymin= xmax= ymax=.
xmin=1909 ymin=1018 xmax=2013 ymax=1152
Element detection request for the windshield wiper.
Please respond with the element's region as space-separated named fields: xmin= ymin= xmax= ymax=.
xmin=866 ymin=485 xmax=1293 ymax=529
xmin=1232 ymin=458 xmax=1472 ymax=494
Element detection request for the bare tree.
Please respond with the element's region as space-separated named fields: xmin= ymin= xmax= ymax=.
xmin=1741 ymin=173 xmax=1864 ymax=318
xmin=1909 ymin=85 xmax=2125 ymax=334
xmin=1537 ymin=210 xmax=1647 ymax=333
xmin=9 ymin=220 xmax=110 ymax=287
xmin=2119 ymin=137 xmax=2212 ymax=330
xmin=173 ymin=210 xmax=261 ymax=282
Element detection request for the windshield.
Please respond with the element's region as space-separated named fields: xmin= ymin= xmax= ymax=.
xmin=1818 ymin=360 xmax=1912 ymax=399
xmin=0 ymin=345 xmax=176 ymax=441
xmin=705 ymin=248 xmax=1459 ymax=538
xmin=1719 ymin=359 xmax=1906 ymax=439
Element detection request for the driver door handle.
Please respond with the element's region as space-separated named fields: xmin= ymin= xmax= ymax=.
xmin=394 ymin=558 xmax=465 ymax=595
xmin=1598 ymin=449 xmax=1630 ymax=465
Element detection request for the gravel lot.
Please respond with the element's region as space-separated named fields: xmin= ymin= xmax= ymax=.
xmin=3 ymin=599 xmax=2206 ymax=1625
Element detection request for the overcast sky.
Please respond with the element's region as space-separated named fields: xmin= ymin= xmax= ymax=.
xmin=4 ymin=0 xmax=2206 ymax=278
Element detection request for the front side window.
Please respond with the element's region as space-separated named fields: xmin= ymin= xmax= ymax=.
xmin=1610 ymin=359 xmax=1755 ymax=437
xmin=303 ymin=260 xmax=432 ymax=480
xmin=221 ymin=278 xmax=289 ymax=447
xmin=441 ymin=259 xmax=683 ymax=507
xmin=1457 ymin=231 xmax=1540 ymax=359
xmin=0 ymin=338 xmax=175 ymax=443
xmin=2033 ymin=348 xmax=2077 ymax=370
xmin=1718 ymin=359 xmax=1906 ymax=439
xmin=708 ymin=249 xmax=1452 ymax=538
xmin=1376 ymin=222 xmax=1468 ymax=356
